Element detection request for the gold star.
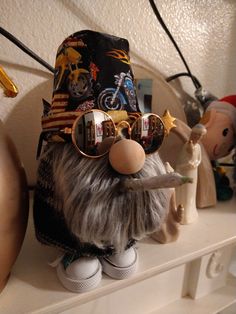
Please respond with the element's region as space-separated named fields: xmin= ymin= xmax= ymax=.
xmin=162 ymin=110 xmax=176 ymax=135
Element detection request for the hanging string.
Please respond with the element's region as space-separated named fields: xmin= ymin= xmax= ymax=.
xmin=0 ymin=27 xmax=55 ymax=74
xmin=148 ymin=0 xmax=201 ymax=90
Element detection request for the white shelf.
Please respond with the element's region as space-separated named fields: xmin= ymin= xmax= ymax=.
xmin=151 ymin=276 xmax=236 ymax=314
xmin=0 ymin=197 xmax=235 ymax=314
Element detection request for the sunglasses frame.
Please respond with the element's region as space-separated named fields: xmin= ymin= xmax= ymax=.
xmin=69 ymin=109 xmax=165 ymax=158
xmin=71 ymin=109 xmax=116 ymax=158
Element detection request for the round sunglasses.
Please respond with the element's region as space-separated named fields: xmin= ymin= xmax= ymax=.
xmin=53 ymin=109 xmax=165 ymax=158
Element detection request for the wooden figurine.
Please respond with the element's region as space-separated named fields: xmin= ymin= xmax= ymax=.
xmin=151 ymin=163 xmax=184 ymax=244
xmin=151 ymin=192 xmax=184 ymax=243
xmin=175 ymin=124 xmax=207 ymax=224
xmin=168 ymin=119 xmax=217 ymax=208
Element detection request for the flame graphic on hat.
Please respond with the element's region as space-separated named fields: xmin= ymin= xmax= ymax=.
xmin=106 ymin=49 xmax=130 ymax=64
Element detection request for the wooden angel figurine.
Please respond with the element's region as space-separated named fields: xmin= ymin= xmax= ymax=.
xmin=151 ymin=163 xmax=184 ymax=244
xmin=175 ymin=124 xmax=207 ymax=224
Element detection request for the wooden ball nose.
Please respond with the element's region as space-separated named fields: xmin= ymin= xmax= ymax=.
xmin=109 ymin=139 xmax=145 ymax=174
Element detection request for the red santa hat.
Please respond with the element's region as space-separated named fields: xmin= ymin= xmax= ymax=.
xmin=207 ymin=95 xmax=236 ymax=132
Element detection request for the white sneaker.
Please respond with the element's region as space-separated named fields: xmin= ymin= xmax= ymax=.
xmin=100 ymin=247 xmax=138 ymax=279
xmin=56 ymin=255 xmax=102 ymax=293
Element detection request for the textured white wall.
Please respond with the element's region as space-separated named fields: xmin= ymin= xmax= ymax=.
xmin=1 ymin=0 xmax=236 ymax=185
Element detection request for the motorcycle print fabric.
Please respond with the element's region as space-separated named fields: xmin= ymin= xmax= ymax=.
xmin=52 ymin=30 xmax=140 ymax=114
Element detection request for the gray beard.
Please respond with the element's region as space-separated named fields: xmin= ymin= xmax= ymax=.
xmin=47 ymin=143 xmax=170 ymax=252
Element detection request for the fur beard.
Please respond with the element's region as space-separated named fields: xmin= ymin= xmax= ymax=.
xmin=47 ymin=143 xmax=171 ymax=252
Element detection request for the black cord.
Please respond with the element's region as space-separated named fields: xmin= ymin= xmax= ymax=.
xmin=166 ymin=72 xmax=202 ymax=89
xmin=148 ymin=0 xmax=200 ymax=90
xmin=0 ymin=26 xmax=55 ymax=73
xmin=218 ymin=163 xmax=235 ymax=167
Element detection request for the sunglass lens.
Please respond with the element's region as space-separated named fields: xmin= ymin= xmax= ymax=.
xmin=131 ymin=114 xmax=165 ymax=154
xmin=72 ymin=111 xmax=116 ymax=157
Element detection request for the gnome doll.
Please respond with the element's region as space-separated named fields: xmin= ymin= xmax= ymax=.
xmin=34 ymin=30 xmax=190 ymax=293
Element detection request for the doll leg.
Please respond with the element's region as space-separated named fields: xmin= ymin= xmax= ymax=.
xmin=100 ymin=246 xmax=138 ymax=279
xmin=56 ymin=255 xmax=102 ymax=293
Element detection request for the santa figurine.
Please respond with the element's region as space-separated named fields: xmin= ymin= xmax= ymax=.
xmin=200 ymin=95 xmax=236 ymax=200
xmin=200 ymin=95 xmax=236 ymax=160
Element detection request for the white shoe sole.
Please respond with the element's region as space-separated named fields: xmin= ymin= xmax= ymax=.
xmin=101 ymin=248 xmax=138 ymax=279
xmin=57 ymin=260 xmax=102 ymax=293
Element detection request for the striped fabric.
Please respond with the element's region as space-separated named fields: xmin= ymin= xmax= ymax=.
xmin=51 ymin=93 xmax=69 ymax=114
xmin=42 ymin=111 xmax=80 ymax=130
